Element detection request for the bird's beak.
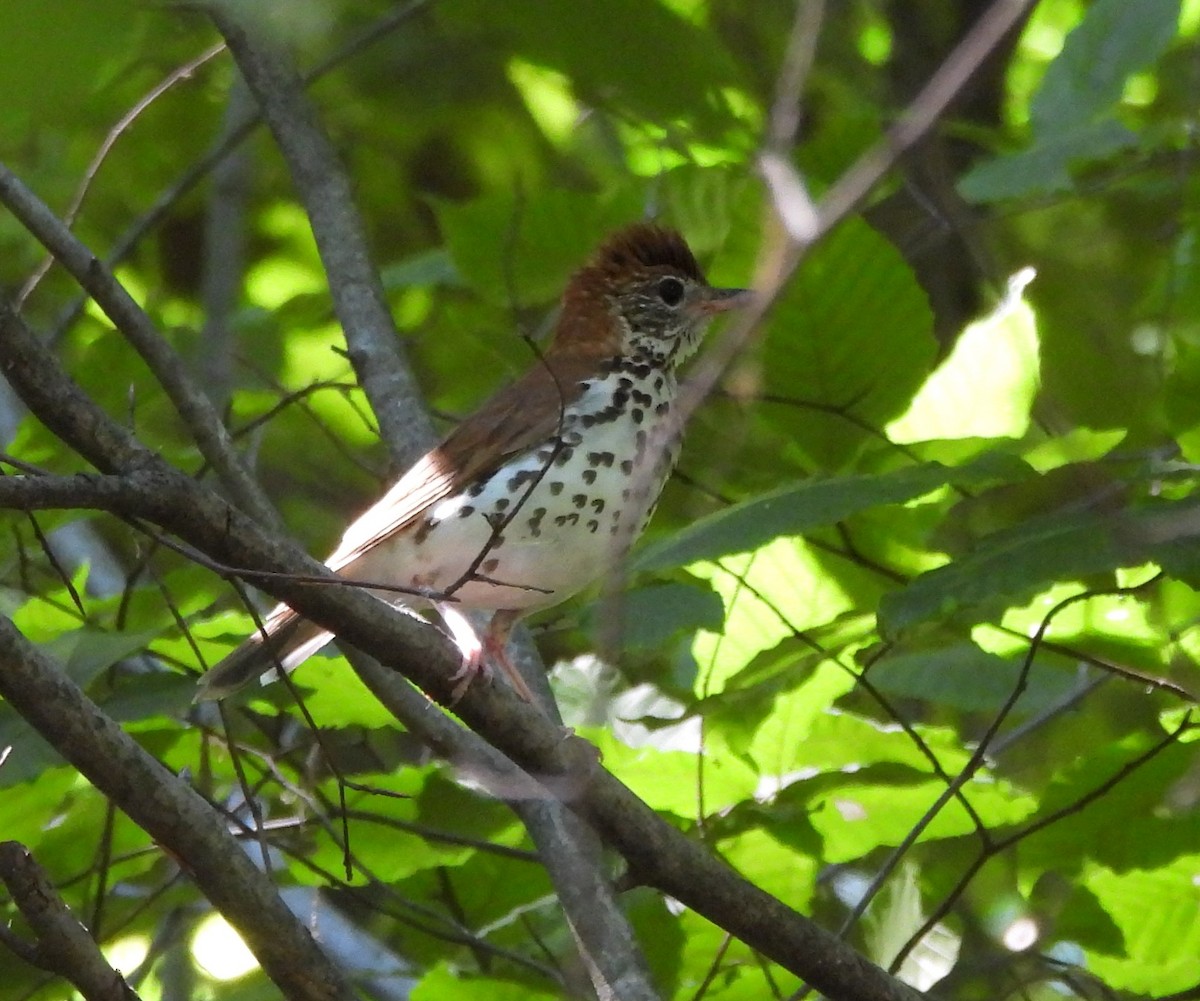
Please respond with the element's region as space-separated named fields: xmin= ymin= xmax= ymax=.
xmin=697 ymin=286 xmax=754 ymax=315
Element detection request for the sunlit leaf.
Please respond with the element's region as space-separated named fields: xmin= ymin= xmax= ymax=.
xmin=688 ymin=538 xmax=854 ymax=693
xmin=887 ymin=273 xmax=1040 ymax=442
xmin=587 ymin=729 xmax=757 ymax=816
xmin=803 ymin=772 xmax=1036 ymax=864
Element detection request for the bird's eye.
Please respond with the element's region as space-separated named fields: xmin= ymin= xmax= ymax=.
xmin=656 ymin=276 xmax=685 ymax=306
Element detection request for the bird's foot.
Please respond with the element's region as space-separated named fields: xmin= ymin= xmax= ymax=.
xmin=439 ymin=606 xmax=535 ymax=703
xmin=444 ymin=615 xmax=489 ymax=701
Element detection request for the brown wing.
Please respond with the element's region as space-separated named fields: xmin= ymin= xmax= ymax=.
xmin=325 ymin=353 xmax=602 ymax=571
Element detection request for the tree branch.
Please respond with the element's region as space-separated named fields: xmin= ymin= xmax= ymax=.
xmin=0 ymin=842 xmax=139 ymax=1001
xmin=208 ymin=1 xmax=435 ymax=466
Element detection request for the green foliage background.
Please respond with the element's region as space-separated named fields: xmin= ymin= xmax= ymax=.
xmin=2 ymin=0 xmax=1200 ymax=998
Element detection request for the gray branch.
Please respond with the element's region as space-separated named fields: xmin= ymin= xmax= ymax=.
xmin=209 ymin=2 xmax=435 ymax=466
xmin=0 ymin=842 xmax=140 ymax=1001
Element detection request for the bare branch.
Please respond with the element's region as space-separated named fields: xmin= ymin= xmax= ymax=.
xmin=0 ymin=842 xmax=139 ymax=1001
xmin=208 ymin=2 xmax=436 ymax=466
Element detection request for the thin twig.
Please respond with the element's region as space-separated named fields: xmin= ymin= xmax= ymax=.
xmin=17 ymin=43 xmax=227 ymax=307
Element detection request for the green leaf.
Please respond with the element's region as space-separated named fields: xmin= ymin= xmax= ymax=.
xmin=1048 ymin=880 xmax=1125 ymax=956
xmin=0 ymin=1 xmax=148 ymax=139
xmin=688 ymin=539 xmax=856 ymax=693
xmin=587 ymin=729 xmax=757 ymax=816
xmin=959 ymin=120 xmax=1135 ymax=202
xmin=673 ymin=908 xmax=804 ymax=997
xmin=604 ymin=582 xmax=724 ymax=650
xmin=415 ymin=772 xmax=527 ymax=857
xmin=1031 ymin=0 xmax=1180 ymax=133
xmin=869 ymin=642 xmax=1082 ymax=714
xmin=962 ymin=0 xmax=1180 ymax=204
xmin=1023 ymin=735 xmax=1195 ymax=875
xmin=439 ymin=0 xmax=745 ymax=136
xmin=0 ymin=710 xmax=65 ymax=787
xmin=656 ymin=166 xmax=756 ymax=261
xmin=1021 ymin=428 xmax=1127 ymax=473
xmin=291 ymin=655 xmax=399 ymax=729
xmin=802 ymin=771 xmax=1036 ymax=864
xmin=308 ymin=769 xmax=499 ymax=882
xmin=44 ymin=627 xmax=160 ymax=688
xmin=436 ymin=188 xmax=647 ymax=306
xmin=879 ymin=499 xmax=1200 ymax=635
xmin=1018 ymin=739 xmax=1200 ymax=994
xmin=738 ymin=680 xmax=990 ymax=792
xmin=634 ymin=461 xmax=985 ymax=572
xmin=1083 ymin=855 xmax=1200 ymax=993
xmin=721 ymin=829 xmax=818 ymax=913
xmin=396 ymin=846 xmax=554 ymax=959
xmin=734 ymin=661 xmax=858 ymax=773
xmin=101 ymin=672 xmax=196 ymax=724
xmin=0 ymin=769 xmax=76 ymax=839
xmin=758 ymin=217 xmax=936 ymax=468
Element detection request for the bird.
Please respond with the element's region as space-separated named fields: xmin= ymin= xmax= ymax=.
xmin=195 ymin=222 xmax=750 ymax=702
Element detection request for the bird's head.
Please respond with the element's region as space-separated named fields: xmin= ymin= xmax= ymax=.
xmin=555 ymin=223 xmax=751 ymax=367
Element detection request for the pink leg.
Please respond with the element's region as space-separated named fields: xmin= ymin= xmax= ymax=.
xmin=438 ymin=606 xmax=534 ymax=702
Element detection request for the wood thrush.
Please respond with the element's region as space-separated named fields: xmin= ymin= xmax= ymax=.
xmin=196 ymin=223 xmax=749 ymax=701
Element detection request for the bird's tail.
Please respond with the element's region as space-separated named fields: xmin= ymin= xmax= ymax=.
xmin=194 ymin=609 xmax=333 ymax=701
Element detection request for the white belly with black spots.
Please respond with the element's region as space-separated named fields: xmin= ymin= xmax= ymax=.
xmin=358 ymin=366 xmax=680 ymax=612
